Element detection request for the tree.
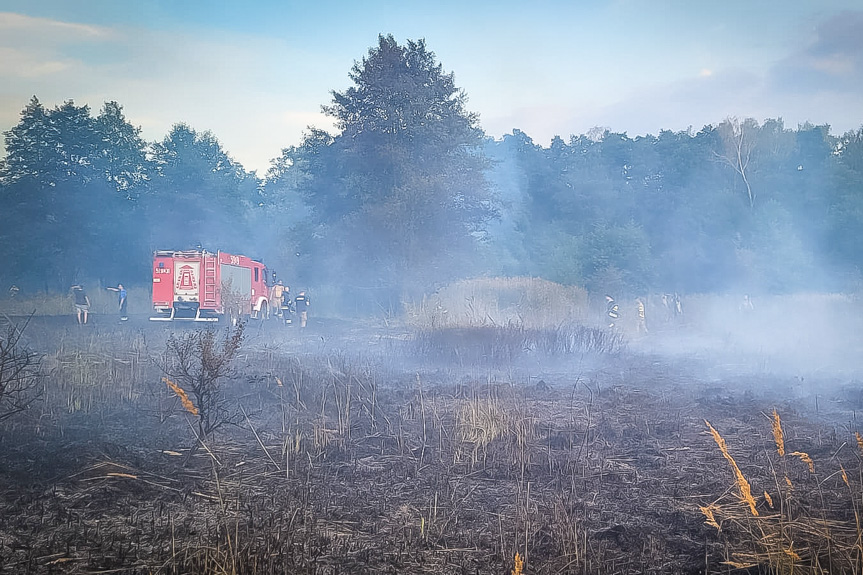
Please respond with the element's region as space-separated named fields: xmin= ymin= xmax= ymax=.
xmin=716 ymin=117 xmax=759 ymax=209
xmin=0 ymin=98 xmax=150 ymax=289
xmin=255 ymin=145 xmax=313 ymax=279
xmin=93 ymin=101 xmax=150 ymax=199
xmin=826 ymin=127 xmax=863 ymax=278
xmin=148 ymin=124 xmax=260 ymax=252
xmin=290 ymin=35 xmax=497 ymax=297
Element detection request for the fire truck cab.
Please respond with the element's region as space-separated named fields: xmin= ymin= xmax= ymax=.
xmin=150 ymin=249 xmax=270 ymax=322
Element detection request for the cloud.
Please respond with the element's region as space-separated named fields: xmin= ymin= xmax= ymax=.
xmin=0 ymin=11 xmax=109 ymax=40
xmin=0 ymin=12 xmax=114 ymax=81
xmin=770 ymin=10 xmax=863 ymax=94
xmin=486 ymin=10 xmax=863 ymax=144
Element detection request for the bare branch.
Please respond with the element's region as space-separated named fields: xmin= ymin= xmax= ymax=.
xmin=0 ymin=316 xmax=43 ymax=422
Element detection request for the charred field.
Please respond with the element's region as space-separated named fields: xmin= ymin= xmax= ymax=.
xmin=2 ymin=308 xmax=863 ymax=574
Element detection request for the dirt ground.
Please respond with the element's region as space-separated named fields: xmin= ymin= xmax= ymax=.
xmin=2 ymin=312 xmax=863 ymax=574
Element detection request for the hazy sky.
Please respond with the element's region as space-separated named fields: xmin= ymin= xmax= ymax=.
xmin=2 ymin=1 xmax=862 ymax=173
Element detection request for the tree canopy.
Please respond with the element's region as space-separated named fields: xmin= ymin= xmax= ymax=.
xmin=280 ymin=35 xmax=497 ymax=300
xmin=2 ymin=37 xmax=863 ymax=306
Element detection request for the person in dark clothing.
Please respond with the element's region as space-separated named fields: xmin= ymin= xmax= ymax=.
xmin=295 ymin=291 xmax=310 ymax=328
xmin=281 ymin=285 xmax=295 ymax=325
xmin=72 ymin=285 xmax=90 ymax=324
xmin=106 ymin=284 xmax=128 ymax=321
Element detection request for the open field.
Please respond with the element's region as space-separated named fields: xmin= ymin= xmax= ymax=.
xmin=2 ymin=295 xmax=863 ymax=574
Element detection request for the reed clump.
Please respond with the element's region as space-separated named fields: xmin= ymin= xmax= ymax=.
xmin=405 ymin=276 xmax=589 ymax=329
xmin=701 ymin=413 xmax=862 ymax=573
xmin=414 ymin=323 xmax=624 ymax=365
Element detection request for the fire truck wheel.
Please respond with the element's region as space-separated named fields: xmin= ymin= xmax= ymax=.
xmin=258 ymin=301 xmax=268 ymax=320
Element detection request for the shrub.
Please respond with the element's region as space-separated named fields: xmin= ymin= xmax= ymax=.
xmin=161 ymin=322 xmax=245 ymax=440
xmin=0 ymin=317 xmax=43 ymax=422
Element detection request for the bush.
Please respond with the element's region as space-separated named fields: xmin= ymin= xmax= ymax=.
xmin=161 ymin=322 xmax=245 ymax=441
xmin=0 ymin=317 xmax=43 ymax=422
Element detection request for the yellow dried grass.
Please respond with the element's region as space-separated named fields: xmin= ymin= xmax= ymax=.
xmin=512 ymin=552 xmax=523 ymax=575
xmin=700 ymin=505 xmax=721 ymax=530
xmin=705 ymin=420 xmax=759 ymax=516
xmin=771 ymin=409 xmax=785 ymax=456
xmin=789 ymin=451 xmax=814 ymax=473
xmin=107 ymin=472 xmax=138 ymax=479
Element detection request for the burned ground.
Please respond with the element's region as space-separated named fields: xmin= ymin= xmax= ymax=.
xmin=1 ymin=313 xmax=862 ymax=574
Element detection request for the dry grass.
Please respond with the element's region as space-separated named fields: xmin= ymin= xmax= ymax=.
xmin=9 ymin=311 xmax=863 ymax=574
xmin=705 ymin=420 xmax=759 ymax=516
xmin=772 ymin=408 xmax=785 ymax=456
xmin=405 ymin=276 xmax=589 ymax=329
xmin=702 ymin=412 xmax=863 ymax=573
xmin=413 ymin=323 xmax=624 ymax=365
xmin=0 ymin=284 xmax=150 ymax=317
xmin=40 ymin=328 xmax=150 ymax=414
xmin=454 ymin=393 xmax=536 ymax=471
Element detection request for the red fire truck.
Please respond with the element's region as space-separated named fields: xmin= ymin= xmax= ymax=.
xmin=150 ymin=249 xmax=270 ymax=321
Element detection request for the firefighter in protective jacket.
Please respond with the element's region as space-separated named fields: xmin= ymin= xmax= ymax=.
xmin=270 ymin=280 xmax=285 ymax=318
xmin=295 ymin=291 xmax=310 ymax=328
xmin=605 ymin=295 xmax=620 ymax=329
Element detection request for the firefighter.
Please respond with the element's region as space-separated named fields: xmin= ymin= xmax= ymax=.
xmin=672 ymin=292 xmax=683 ymax=320
xmin=106 ymin=284 xmax=128 ymax=321
xmin=281 ymin=285 xmax=294 ymax=325
xmin=71 ymin=284 xmax=91 ymax=325
xmin=661 ymin=294 xmax=672 ymax=324
xmin=270 ymin=280 xmax=285 ymax=319
xmin=295 ymin=291 xmax=310 ymax=328
xmin=636 ymin=297 xmax=648 ymax=334
xmin=605 ymin=295 xmax=619 ymax=329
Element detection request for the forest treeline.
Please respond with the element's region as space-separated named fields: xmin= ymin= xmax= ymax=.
xmin=1 ymin=34 xmax=862 ymax=304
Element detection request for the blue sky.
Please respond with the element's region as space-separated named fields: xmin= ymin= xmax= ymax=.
xmin=1 ymin=1 xmax=862 ymax=173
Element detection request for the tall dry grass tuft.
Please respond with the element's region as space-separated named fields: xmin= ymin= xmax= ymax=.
xmin=457 ymin=396 xmax=511 ymax=447
xmin=771 ymin=409 xmax=785 ymax=456
xmin=453 ymin=390 xmax=536 ymax=474
xmin=705 ymin=420 xmax=758 ymax=516
xmin=405 ymin=276 xmax=588 ymax=330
